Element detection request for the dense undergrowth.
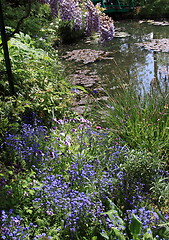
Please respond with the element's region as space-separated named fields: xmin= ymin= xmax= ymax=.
xmin=0 ymin=0 xmax=169 ymax=239
xmin=136 ymin=0 xmax=169 ymax=19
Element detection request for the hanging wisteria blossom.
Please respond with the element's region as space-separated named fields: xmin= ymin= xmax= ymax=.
xmin=99 ymin=14 xmax=114 ymax=43
xmin=84 ymin=0 xmax=101 ymax=36
xmin=39 ymin=0 xmax=114 ymax=43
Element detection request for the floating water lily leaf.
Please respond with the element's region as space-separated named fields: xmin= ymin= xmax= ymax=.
xmin=139 ymin=20 xmax=169 ymax=26
xmin=114 ymin=31 xmax=130 ymax=38
xmin=62 ymin=49 xmax=113 ymax=64
xmin=68 ymin=69 xmax=100 ymax=87
xmin=136 ymin=39 xmax=169 ymax=53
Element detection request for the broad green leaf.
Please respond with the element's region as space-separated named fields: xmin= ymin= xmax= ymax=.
xmin=158 ymin=223 xmax=169 ymax=227
xmin=101 ymin=209 xmax=115 ymax=221
xmin=111 ymin=227 xmax=126 ymax=240
xmin=8 ymin=171 xmax=13 ymax=175
xmin=108 ymin=198 xmax=123 ymax=216
xmin=129 ymin=214 xmax=142 ymax=237
xmin=26 ymin=209 xmax=33 ymax=214
xmin=100 ymin=231 xmax=109 ymax=239
xmin=160 ymin=226 xmax=169 ymax=239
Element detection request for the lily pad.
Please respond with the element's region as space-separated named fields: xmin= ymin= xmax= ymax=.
xmin=139 ymin=20 xmax=169 ymax=26
xmin=114 ymin=31 xmax=131 ymax=38
xmin=62 ymin=49 xmax=113 ymax=64
xmin=136 ymin=38 xmax=169 ymax=53
xmin=152 ymin=21 xmax=169 ymax=26
xmin=68 ymin=69 xmax=100 ymax=88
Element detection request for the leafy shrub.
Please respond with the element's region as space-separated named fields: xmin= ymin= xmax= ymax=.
xmin=2 ymin=0 xmax=52 ymax=37
xmin=138 ymin=0 xmax=169 ymax=19
xmin=0 ymin=31 xmax=73 ymax=135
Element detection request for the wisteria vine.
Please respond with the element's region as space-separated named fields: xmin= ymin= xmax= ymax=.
xmin=39 ymin=0 xmax=114 ymax=43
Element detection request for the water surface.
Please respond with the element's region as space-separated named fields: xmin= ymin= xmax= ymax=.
xmin=59 ymin=20 xmax=169 ymax=95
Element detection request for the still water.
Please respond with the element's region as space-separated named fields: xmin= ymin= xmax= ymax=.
xmin=59 ymin=20 xmax=169 ymax=95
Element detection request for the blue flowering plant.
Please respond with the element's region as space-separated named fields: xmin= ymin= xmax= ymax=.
xmin=1 ymin=1 xmax=169 ymax=238
xmin=1 ymin=115 xmax=169 ymax=239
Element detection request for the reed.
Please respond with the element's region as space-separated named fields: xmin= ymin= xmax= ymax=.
xmin=95 ymin=80 xmax=169 ymax=163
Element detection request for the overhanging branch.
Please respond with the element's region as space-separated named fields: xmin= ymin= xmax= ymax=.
xmin=0 ymin=0 xmax=32 ymax=47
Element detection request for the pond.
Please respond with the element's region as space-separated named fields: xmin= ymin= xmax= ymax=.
xmin=58 ymin=20 xmax=169 ymax=113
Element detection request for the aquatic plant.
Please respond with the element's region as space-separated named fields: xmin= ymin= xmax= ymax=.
xmin=62 ymin=49 xmax=113 ymax=64
xmin=136 ymin=38 xmax=169 ymax=53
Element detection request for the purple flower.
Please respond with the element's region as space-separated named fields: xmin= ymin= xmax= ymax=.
xmin=39 ymin=0 xmax=114 ymax=43
xmin=85 ymin=0 xmax=101 ymax=36
xmin=99 ymin=14 xmax=114 ymax=43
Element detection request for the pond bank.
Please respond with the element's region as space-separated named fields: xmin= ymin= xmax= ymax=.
xmin=107 ymin=2 xmax=169 ymax=21
xmin=58 ymin=20 xmax=169 ymax=114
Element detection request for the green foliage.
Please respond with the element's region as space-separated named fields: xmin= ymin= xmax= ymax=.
xmin=129 ymin=214 xmax=142 ymax=239
xmin=138 ymin=0 xmax=169 ymax=18
xmin=2 ymin=0 xmax=52 ymax=37
xmin=0 ymin=1 xmax=169 ymax=239
xmin=115 ymin=150 xmax=164 ymax=209
xmin=101 ymin=201 xmax=147 ymax=240
xmin=101 ymin=200 xmax=126 ymax=239
xmin=96 ymin=83 xmax=169 ymax=163
xmin=0 ymin=31 xmax=72 ymax=133
xmin=57 ymin=20 xmax=85 ymax=44
xmin=1 ymin=117 xmax=168 ymax=239
xmin=151 ymin=176 xmax=169 ymax=207
xmin=101 ymin=200 xmax=169 ymax=240
xmin=0 ymin=166 xmax=37 ymax=211
xmin=121 ymin=150 xmax=162 ymax=184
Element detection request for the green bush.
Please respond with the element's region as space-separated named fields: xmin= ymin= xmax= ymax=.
xmin=0 ymin=31 xmax=73 ymax=134
xmin=57 ymin=20 xmax=85 ymax=44
xmin=2 ymin=0 xmax=52 ymax=37
xmin=138 ymin=0 xmax=169 ymax=19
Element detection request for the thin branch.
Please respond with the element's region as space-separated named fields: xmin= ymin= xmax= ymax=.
xmin=0 ymin=0 xmax=32 ymax=47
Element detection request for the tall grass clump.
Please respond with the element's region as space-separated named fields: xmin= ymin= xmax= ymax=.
xmin=96 ymin=82 xmax=169 ymax=163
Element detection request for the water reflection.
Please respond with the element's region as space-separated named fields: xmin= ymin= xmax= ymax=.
xmin=59 ymin=20 xmax=169 ymax=95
